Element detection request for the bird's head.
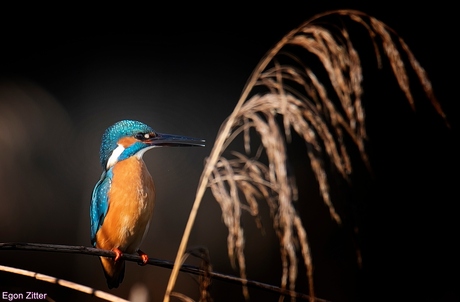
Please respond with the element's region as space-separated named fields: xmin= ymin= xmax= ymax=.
xmin=100 ymin=120 xmax=204 ymax=170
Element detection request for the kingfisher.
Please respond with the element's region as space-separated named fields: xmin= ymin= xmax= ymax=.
xmin=90 ymin=119 xmax=204 ymax=289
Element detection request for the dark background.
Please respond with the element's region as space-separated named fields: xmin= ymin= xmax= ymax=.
xmin=1 ymin=2 xmax=458 ymax=302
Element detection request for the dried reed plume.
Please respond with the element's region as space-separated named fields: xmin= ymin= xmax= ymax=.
xmin=165 ymin=9 xmax=446 ymax=302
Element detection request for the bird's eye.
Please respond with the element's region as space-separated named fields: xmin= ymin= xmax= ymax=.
xmin=135 ymin=133 xmax=146 ymax=140
xmin=135 ymin=132 xmax=154 ymax=140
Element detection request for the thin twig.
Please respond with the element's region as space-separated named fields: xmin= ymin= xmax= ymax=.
xmin=0 ymin=242 xmax=325 ymax=301
xmin=0 ymin=264 xmax=128 ymax=302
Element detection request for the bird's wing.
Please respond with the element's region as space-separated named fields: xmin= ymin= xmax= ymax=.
xmin=90 ymin=169 xmax=112 ymax=246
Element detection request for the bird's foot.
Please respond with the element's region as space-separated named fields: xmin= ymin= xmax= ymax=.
xmin=112 ymin=248 xmax=123 ymax=262
xmin=137 ymin=250 xmax=149 ymax=266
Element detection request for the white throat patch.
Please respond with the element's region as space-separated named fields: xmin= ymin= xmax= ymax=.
xmin=135 ymin=145 xmax=156 ymax=159
xmin=106 ymin=144 xmax=125 ymax=169
xmin=106 ymin=144 xmax=157 ymax=169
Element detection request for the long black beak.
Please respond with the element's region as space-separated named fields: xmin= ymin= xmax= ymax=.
xmin=147 ymin=133 xmax=205 ymax=147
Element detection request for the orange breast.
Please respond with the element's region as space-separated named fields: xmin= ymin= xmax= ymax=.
xmin=95 ymin=156 xmax=155 ymax=253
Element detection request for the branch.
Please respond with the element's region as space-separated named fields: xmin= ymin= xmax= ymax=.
xmin=0 ymin=264 xmax=128 ymax=302
xmin=0 ymin=242 xmax=326 ymax=302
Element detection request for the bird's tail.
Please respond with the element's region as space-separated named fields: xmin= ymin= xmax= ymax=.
xmin=99 ymin=256 xmax=125 ymax=289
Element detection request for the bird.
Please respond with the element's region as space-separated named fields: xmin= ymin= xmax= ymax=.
xmin=90 ymin=119 xmax=204 ymax=289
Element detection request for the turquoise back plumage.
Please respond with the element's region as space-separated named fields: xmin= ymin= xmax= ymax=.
xmin=90 ymin=169 xmax=112 ymax=246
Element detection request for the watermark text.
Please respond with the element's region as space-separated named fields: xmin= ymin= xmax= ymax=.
xmin=2 ymin=292 xmax=48 ymax=301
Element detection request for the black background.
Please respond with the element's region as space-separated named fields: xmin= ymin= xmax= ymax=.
xmin=1 ymin=2 xmax=458 ymax=301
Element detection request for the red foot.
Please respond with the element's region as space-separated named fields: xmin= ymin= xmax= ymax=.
xmin=112 ymin=248 xmax=123 ymax=262
xmin=137 ymin=250 xmax=149 ymax=266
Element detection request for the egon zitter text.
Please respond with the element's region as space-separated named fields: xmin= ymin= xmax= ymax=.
xmin=2 ymin=292 xmax=48 ymax=301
